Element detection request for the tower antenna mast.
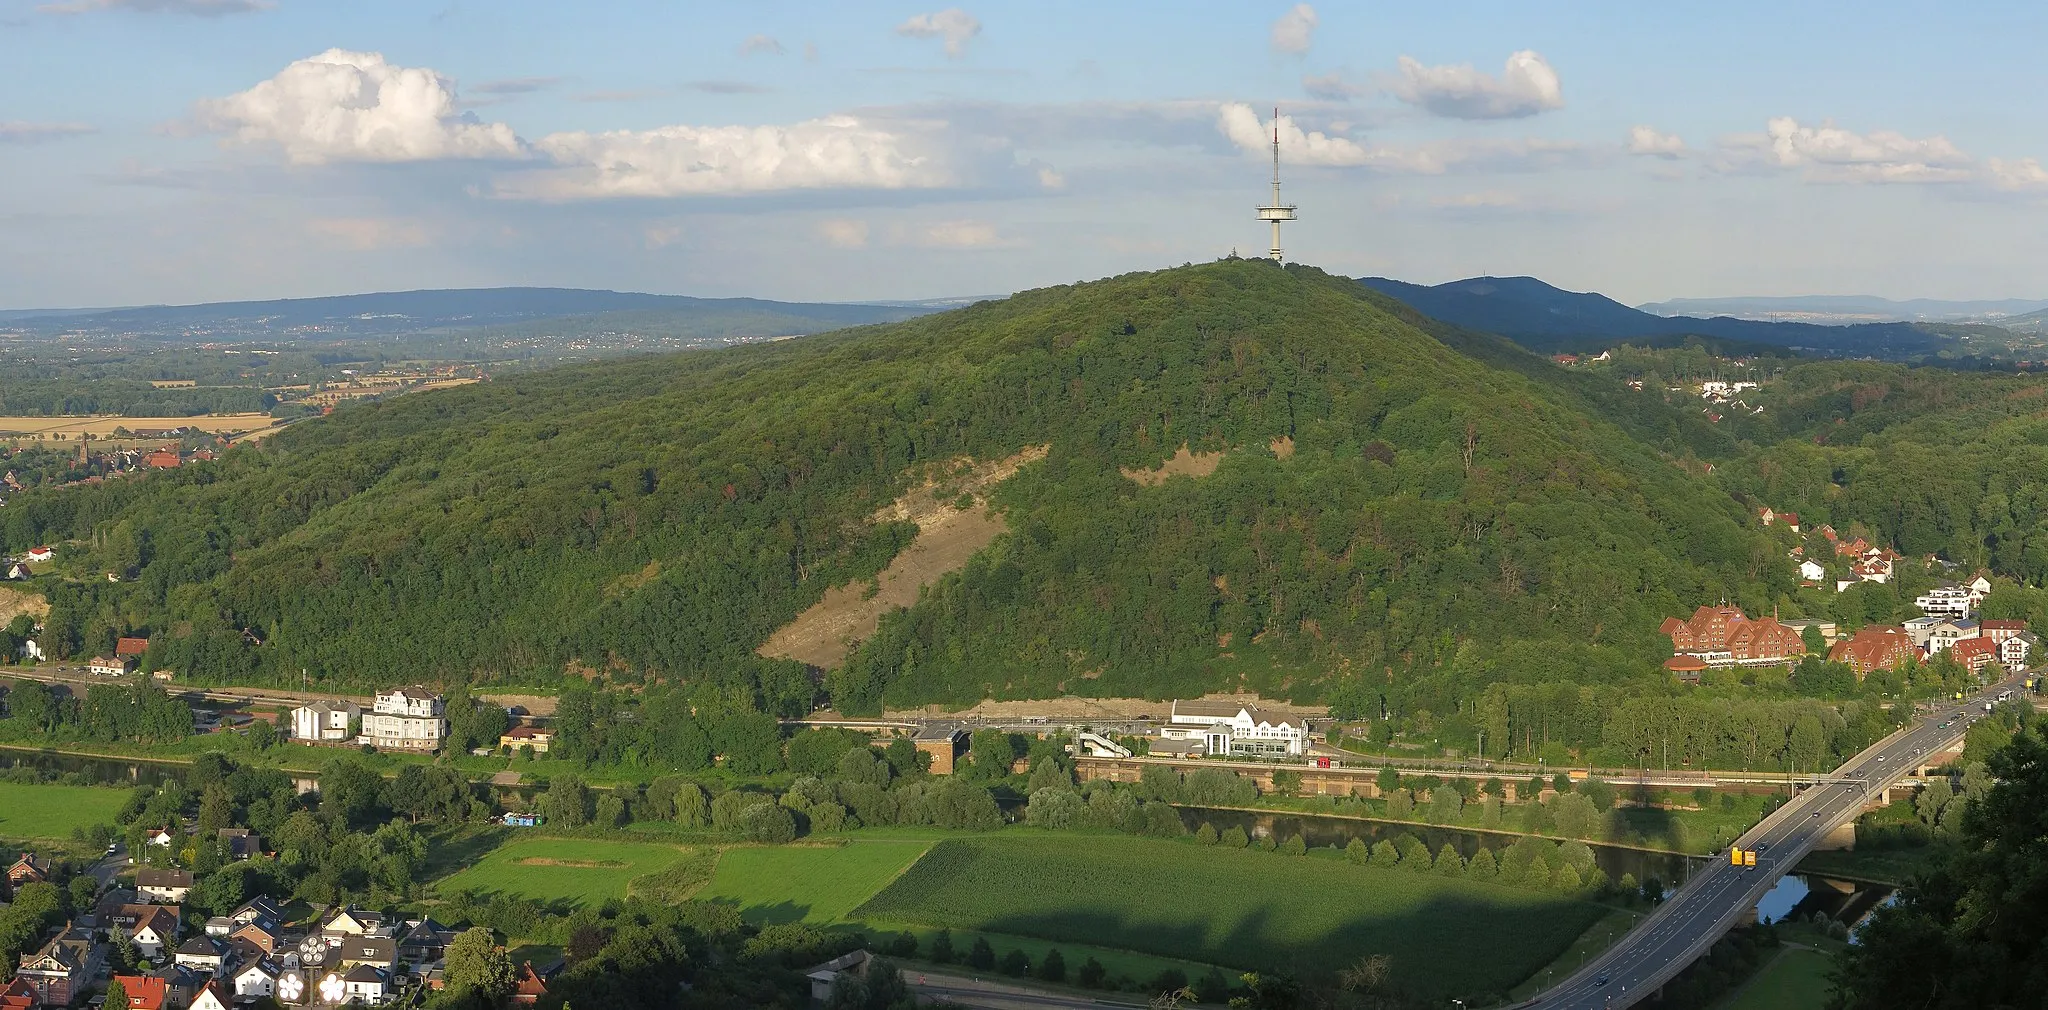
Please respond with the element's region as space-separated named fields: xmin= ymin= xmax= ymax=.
xmin=1255 ymin=105 xmax=1297 ymax=261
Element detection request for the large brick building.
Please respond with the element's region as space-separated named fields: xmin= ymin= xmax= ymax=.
xmin=1829 ymin=625 xmax=1916 ymax=678
xmin=1660 ymin=605 xmax=1807 ymax=667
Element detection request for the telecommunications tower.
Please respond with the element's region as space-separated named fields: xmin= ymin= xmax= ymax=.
xmin=1255 ymin=106 xmax=1297 ymax=261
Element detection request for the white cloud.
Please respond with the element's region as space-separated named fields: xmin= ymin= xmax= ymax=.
xmin=39 ymin=0 xmax=269 ymax=14
xmin=896 ymin=8 xmax=982 ymax=58
xmin=740 ymin=34 xmax=784 ymax=57
xmin=305 ymin=217 xmax=430 ymax=251
xmin=1720 ymin=117 xmax=1973 ymax=183
xmin=643 ymin=223 xmax=685 ymax=250
xmin=1036 ymin=166 xmax=1065 ymax=189
xmin=1270 ymin=4 xmax=1318 ymax=55
xmin=915 ymin=220 xmax=1004 ymax=248
xmin=507 ymin=115 xmax=948 ymax=199
xmin=818 ymin=219 xmax=870 ymax=248
xmin=1988 ymin=157 xmax=2048 ymax=191
xmin=194 ymin=49 xmax=524 ymax=165
xmin=1387 ymin=50 xmax=1564 ymax=120
xmin=1302 ymin=71 xmax=1367 ymax=101
xmin=0 ymin=121 xmax=96 ymax=143
xmin=1627 ymin=125 xmax=1685 ymax=159
xmin=1217 ymin=102 xmax=1582 ymax=174
xmin=470 ymin=77 xmax=560 ymax=97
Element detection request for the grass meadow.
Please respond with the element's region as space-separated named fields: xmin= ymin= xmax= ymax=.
xmin=1722 ymin=947 xmax=1836 ymax=1010
xmin=694 ymin=838 xmax=934 ymax=924
xmin=438 ymin=836 xmax=701 ymax=907
xmin=851 ymin=832 xmax=1607 ymax=997
xmin=0 ymin=781 xmax=131 ymax=841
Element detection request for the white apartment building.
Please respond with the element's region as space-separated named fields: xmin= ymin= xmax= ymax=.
xmin=1915 ymin=583 xmax=1982 ymax=621
xmin=1160 ymin=699 xmax=1309 ymax=758
xmin=362 ymin=687 xmax=446 ymax=751
xmin=290 ymin=700 xmax=361 ymax=743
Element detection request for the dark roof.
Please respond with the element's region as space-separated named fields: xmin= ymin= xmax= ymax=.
xmin=341 ymin=964 xmax=389 ymax=983
xmin=138 ymin=867 xmax=195 ymax=888
xmin=175 ymin=935 xmax=225 ymax=956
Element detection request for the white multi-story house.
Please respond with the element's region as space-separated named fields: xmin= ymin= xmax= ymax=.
xmin=1915 ymin=582 xmax=1983 ymax=621
xmin=1160 ymin=700 xmax=1309 ymax=758
xmin=363 ymin=687 xmax=446 ymax=752
xmin=2002 ymin=632 xmax=2041 ymax=671
xmin=1925 ymin=619 xmax=1981 ymax=654
xmin=290 ymin=700 xmax=361 ymax=743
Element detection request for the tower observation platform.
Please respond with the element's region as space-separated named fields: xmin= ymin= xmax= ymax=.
xmin=1255 ymin=106 xmax=1297 ymax=261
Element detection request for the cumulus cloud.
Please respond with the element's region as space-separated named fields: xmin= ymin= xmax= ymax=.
xmin=740 ymin=34 xmax=784 ymax=56
xmin=1627 ymin=125 xmax=1685 ymax=159
xmin=39 ymin=0 xmax=269 ymax=14
xmin=1989 ymin=157 xmax=2048 ymax=191
xmin=505 ymin=115 xmax=948 ymax=199
xmin=0 ymin=121 xmax=97 ymax=143
xmin=897 ymin=8 xmax=981 ymax=58
xmin=1302 ymin=71 xmax=1368 ymax=101
xmin=817 ymin=219 xmax=870 ymax=248
xmin=194 ymin=49 xmax=524 ymax=164
xmin=1270 ymin=4 xmax=1318 ymax=55
xmin=1721 ymin=117 xmax=1972 ymax=183
xmin=1217 ymin=102 xmax=1581 ymax=174
xmin=305 ymin=217 xmax=431 ymax=250
xmin=1387 ymin=50 xmax=1564 ymax=119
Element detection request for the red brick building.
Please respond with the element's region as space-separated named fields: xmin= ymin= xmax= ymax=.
xmin=1660 ymin=605 xmax=1807 ymax=666
xmin=1829 ymin=626 xmax=1916 ymax=678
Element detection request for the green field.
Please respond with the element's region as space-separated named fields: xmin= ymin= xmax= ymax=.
xmin=852 ymin=833 xmax=1606 ymax=997
xmin=1720 ymin=948 xmax=1835 ymax=1010
xmin=0 ymin=781 xmax=131 ymax=841
xmin=438 ymin=837 xmax=702 ymax=907
xmin=695 ymin=838 xmax=934 ymax=924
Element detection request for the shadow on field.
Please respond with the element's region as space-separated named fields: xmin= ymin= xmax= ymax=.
xmin=426 ymin=827 xmax=512 ymax=877
xmin=705 ymin=896 xmax=817 ymax=926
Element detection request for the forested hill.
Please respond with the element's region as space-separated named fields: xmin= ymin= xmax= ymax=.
xmin=1 ymin=261 xmax=1784 ymax=715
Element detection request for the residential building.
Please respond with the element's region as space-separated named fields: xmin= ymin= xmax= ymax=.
xmin=88 ymin=654 xmax=136 ymax=677
xmin=336 ymin=936 xmax=398 ymax=971
xmin=14 ymin=922 xmax=102 ymax=1007
xmin=130 ymin=905 xmax=182 ymax=960
xmin=1778 ymin=618 xmax=1838 ymax=645
xmin=1980 ymin=619 xmax=2030 ymax=643
xmin=138 ymin=867 xmax=194 ymax=904
xmin=398 ymin=920 xmax=456 ymax=966
xmin=228 ymin=896 xmax=285 ymax=929
xmin=1903 ymin=616 xmax=1945 ymax=649
xmin=363 ymin=687 xmax=446 ymax=752
xmin=2003 ymin=632 xmax=2042 ymax=671
xmin=218 ymin=827 xmax=262 ymax=861
xmin=510 ymin=961 xmax=558 ymax=1006
xmin=289 ymin=700 xmax=360 ymax=744
xmin=188 ymin=981 xmax=233 ymax=1010
xmin=109 ymin=976 xmax=168 ymax=1010
xmin=1160 ymin=699 xmax=1310 ymax=757
xmin=231 ymin=958 xmax=283 ymax=1002
xmin=340 ymin=964 xmax=391 ymax=1004
xmin=146 ymin=451 xmax=181 ymax=470
xmin=23 ymin=547 xmax=54 ymax=563
xmin=1950 ymin=637 xmax=2001 ymax=676
xmin=1915 ymin=582 xmax=1983 ymax=621
xmin=0 ymin=979 xmax=34 ymax=1010
xmin=805 ymin=951 xmax=871 ymax=1006
xmin=1659 ymin=605 xmax=1808 ymax=667
xmin=1926 ymin=619 xmax=1981 ymax=654
xmin=1798 ymin=559 xmax=1826 ymax=582
xmin=146 ymin=962 xmax=210 ymax=1009
xmin=173 ymin=935 xmax=228 ymax=972
xmin=498 ymin=725 xmax=552 ymax=753
xmin=115 ymin=636 xmax=150 ymax=660
xmin=1830 ymin=626 xmax=1917 ymax=678
xmin=6 ymin=853 xmax=52 ymax=892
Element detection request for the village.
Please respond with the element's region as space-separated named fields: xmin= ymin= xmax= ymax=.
xmin=1661 ymin=508 xmax=2042 ymax=683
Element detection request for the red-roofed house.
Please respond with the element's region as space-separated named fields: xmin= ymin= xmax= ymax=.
xmin=510 ymin=962 xmax=557 ymax=1006
xmin=1950 ymin=637 xmax=2001 ymax=677
xmin=1981 ymin=619 xmax=2030 ymax=643
xmin=116 ymin=636 xmax=150 ymax=659
xmin=1663 ymin=655 xmax=1707 ymax=682
xmin=1662 ymin=605 xmax=1807 ymax=667
xmin=111 ymin=975 xmax=169 ymax=1010
xmin=0 ymin=977 xmax=35 ymax=1010
xmin=146 ymin=450 xmax=181 ymax=469
xmin=1830 ymin=626 xmax=1916 ymax=678
xmin=24 ymin=546 xmax=54 ymax=563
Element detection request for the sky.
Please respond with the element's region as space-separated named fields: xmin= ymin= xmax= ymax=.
xmin=3 ymin=1 xmax=2046 ymax=309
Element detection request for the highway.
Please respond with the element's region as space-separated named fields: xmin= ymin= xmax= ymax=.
xmin=1525 ymin=673 xmax=2022 ymax=1009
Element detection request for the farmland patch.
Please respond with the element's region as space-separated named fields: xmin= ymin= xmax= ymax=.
xmin=696 ymin=838 xmax=934 ymax=924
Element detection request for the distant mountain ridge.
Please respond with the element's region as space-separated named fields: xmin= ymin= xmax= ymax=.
xmin=1358 ymin=275 xmax=1998 ymax=357
xmin=1637 ymin=294 xmax=2048 ymax=324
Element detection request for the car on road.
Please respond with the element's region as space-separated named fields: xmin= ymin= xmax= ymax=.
xmin=1596 ymin=973 xmax=1610 ymax=987
xmin=1812 ymin=811 xmax=1821 ymax=818
xmin=104 ymin=844 xmax=117 ymax=855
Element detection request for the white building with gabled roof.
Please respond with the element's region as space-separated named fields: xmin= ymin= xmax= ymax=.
xmin=1161 ymin=699 xmax=1309 ymax=757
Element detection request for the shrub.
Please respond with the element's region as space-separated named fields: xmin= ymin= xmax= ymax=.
xmin=1369 ymin=840 xmax=1400 ymax=869
xmin=1344 ymin=837 xmax=1368 ymax=864
xmin=1078 ymin=957 xmax=1108 ymax=988
xmin=1280 ymin=834 xmax=1306 ymax=856
xmin=1195 ymin=822 xmax=1219 ymax=845
xmin=1432 ymin=843 xmax=1463 ymax=877
xmin=1468 ymin=847 xmax=1500 ymax=880
xmin=1146 ymin=969 xmax=1189 ymax=995
xmin=1037 ymin=948 xmax=1066 ymax=983
xmin=1221 ymin=826 xmax=1250 ymax=849
xmin=967 ymin=937 xmax=995 ymax=970
xmin=929 ymin=929 xmax=954 ymax=964
xmin=999 ymin=949 xmax=1030 ymax=977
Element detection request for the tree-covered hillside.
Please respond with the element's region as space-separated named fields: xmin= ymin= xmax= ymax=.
xmin=0 ymin=261 xmax=1783 ymax=715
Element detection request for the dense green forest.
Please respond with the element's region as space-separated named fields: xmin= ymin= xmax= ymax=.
xmin=0 ymin=378 xmax=273 ymax=417
xmin=0 ymin=263 xmax=1782 ymax=713
xmin=5 ymin=260 xmax=2048 ymax=764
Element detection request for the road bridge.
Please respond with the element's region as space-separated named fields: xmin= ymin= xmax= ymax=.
xmin=1524 ymin=672 xmax=2022 ymax=1010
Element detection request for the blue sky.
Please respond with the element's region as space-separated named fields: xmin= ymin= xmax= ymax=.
xmin=3 ymin=1 xmax=2045 ymax=308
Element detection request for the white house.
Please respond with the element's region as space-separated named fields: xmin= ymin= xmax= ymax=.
xmin=130 ymin=906 xmax=181 ymax=960
xmin=2003 ymin=632 xmax=2041 ymax=671
xmin=340 ymin=964 xmax=391 ymax=1004
xmin=137 ymin=867 xmax=193 ymax=904
xmin=1798 ymin=560 xmax=1826 ymax=582
xmin=232 ymin=958 xmax=282 ymax=1001
xmin=1161 ymin=699 xmax=1309 ymax=757
xmin=24 ymin=546 xmax=54 ymax=563
xmin=189 ymin=981 xmax=234 ymax=1010
xmin=1915 ymin=582 xmax=1983 ymax=621
xmin=289 ymin=700 xmax=360 ymax=744
xmin=88 ymin=655 xmax=135 ymax=677
xmin=173 ymin=935 xmax=228 ymax=972
xmin=363 ymin=687 xmax=446 ymax=752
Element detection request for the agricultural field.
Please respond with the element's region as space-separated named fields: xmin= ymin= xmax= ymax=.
xmin=1721 ymin=948 xmax=1835 ymax=1010
xmin=852 ymin=832 xmax=1607 ymax=997
xmin=0 ymin=413 xmax=280 ymax=439
xmin=0 ymin=781 xmax=131 ymax=841
xmin=437 ymin=836 xmax=701 ymax=907
xmin=694 ymin=838 xmax=934 ymax=924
